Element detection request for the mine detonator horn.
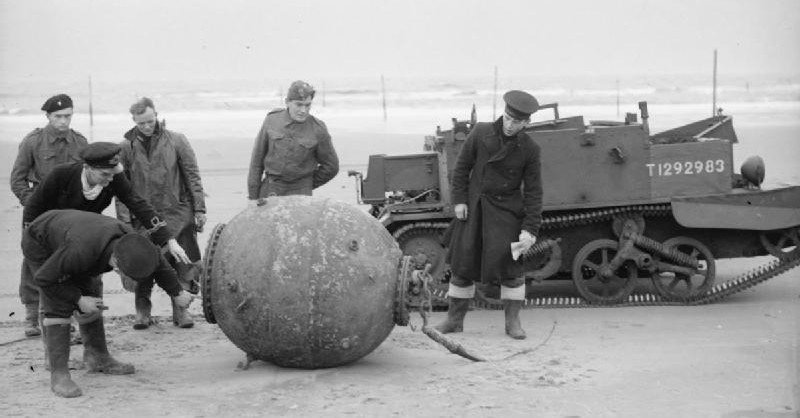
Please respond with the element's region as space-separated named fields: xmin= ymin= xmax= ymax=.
xmin=638 ymin=101 xmax=650 ymax=134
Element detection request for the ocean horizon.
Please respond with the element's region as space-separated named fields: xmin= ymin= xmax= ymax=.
xmin=1 ymin=73 xmax=798 ymax=189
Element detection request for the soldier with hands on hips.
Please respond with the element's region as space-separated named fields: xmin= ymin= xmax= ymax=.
xmin=247 ymin=80 xmax=339 ymax=199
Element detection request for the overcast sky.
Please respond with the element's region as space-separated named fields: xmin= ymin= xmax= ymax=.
xmin=1 ymin=0 xmax=798 ymax=83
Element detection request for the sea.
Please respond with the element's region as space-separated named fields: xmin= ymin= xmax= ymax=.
xmin=1 ymin=73 xmax=798 ymax=188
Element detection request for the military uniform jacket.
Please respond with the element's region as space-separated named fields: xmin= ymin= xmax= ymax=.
xmin=247 ymin=108 xmax=339 ymax=199
xmin=118 ymin=124 xmax=206 ymax=237
xmin=449 ymin=118 xmax=543 ymax=284
xmin=9 ymin=125 xmax=88 ymax=205
xmin=23 ymin=209 xmax=183 ymax=307
xmin=22 ymin=162 xmax=172 ymax=245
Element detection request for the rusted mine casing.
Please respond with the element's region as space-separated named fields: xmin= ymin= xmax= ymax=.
xmin=207 ymin=196 xmax=403 ymax=369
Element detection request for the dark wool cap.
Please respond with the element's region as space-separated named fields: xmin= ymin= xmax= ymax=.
xmin=503 ymin=90 xmax=539 ymax=119
xmin=286 ymin=80 xmax=316 ymax=101
xmin=41 ymin=94 xmax=73 ymax=113
xmin=114 ymin=233 xmax=160 ymax=280
xmin=81 ymin=142 xmax=122 ymax=169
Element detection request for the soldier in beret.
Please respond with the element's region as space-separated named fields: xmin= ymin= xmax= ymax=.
xmin=436 ymin=90 xmax=543 ymax=340
xmin=9 ymin=94 xmax=88 ymax=338
xmin=247 ymin=80 xmax=339 ymax=199
xmin=22 ymin=209 xmax=193 ymax=397
xmin=117 ymin=97 xmax=206 ymax=329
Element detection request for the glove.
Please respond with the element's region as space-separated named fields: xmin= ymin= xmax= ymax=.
xmin=173 ymin=290 xmax=194 ymax=309
xmin=166 ymin=238 xmax=191 ymax=264
xmin=77 ymin=296 xmax=103 ymax=314
xmin=194 ymin=212 xmax=207 ymax=233
xmin=454 ymin=204 xmax=468 ymax=220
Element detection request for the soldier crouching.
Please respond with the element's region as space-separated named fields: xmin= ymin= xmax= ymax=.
xmin=22 ymin=209 xmax=193 ymax=398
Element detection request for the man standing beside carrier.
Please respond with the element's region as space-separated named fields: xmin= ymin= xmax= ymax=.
xmin=9 ymin=94 xmax=88 ymax=337
xmin=117 ymin=97 xmax=207 ymax=330
xmin=436 ymin=90 xmax=543 ymax=340
xmin=247 ymin=80 xmax=339 ymax=199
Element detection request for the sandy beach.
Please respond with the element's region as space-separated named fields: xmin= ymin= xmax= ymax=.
xmin=0 ymin=104 xmax=798 ymax=418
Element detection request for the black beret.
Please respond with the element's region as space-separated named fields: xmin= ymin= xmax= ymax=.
xmin=503 ymin=90 xmax=539 ymax=119
xmin=113 ymin=233 xmax=160 ymax=280
xmin=41 ymin=94 xmax=73 ymax=113
xmin=81 ymin=142 xmax=122 ymax=169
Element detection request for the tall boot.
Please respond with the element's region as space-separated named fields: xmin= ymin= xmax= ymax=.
xmin=171 ymin=298 xmax=194 ymax=329
xmin=24 ymin=303 xmax=41 ymax=337
xmin=41 ymin=316 xmax=49 ymax=370
xmin=80 ymin=317 xmax=135 ymax=375
xmin=433 ymin=297 xmax=470 ymax=334
xmin=503 ymin=300 xmax=527 ymax=340
xmin=133 ymin=296 xmax=152 ymax=330
xmin=45 ymin=323 xmax=82 ymax=398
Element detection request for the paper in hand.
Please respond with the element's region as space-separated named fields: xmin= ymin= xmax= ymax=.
xmin=511 ymin=240 xmax=533 ymax=261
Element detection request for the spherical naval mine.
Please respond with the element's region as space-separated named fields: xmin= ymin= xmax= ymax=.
xmin=204 ymin=196 xmax=402 ymax=368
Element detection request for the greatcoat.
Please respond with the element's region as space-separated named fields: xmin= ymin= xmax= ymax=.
xmin=449 ymin=118 xmax=543 ymax=284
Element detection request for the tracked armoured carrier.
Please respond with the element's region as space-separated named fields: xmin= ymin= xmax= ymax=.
xmin=348 ymin=102 xmax=800 ymax=308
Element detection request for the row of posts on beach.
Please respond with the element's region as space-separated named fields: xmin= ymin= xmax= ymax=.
xmin=84 ymin=50 xmax=721 ymax=140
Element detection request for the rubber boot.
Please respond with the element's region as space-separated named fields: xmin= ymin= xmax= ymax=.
xmin=41 ymin=317 xmax=49 ymax=370
xmin=503 ymin=300 xmax=527 ymax=340
xmin=171 ymin=298 xmax=194 ymax=328
xmin=24 ymin=303 xmax=41 ymax=337
xmin=45 ymin=324 xmax=82 ymax=398
xmin=133 ymin=296 xmax=152 ymax=330
xmin=80 ymin=317 xmax=135 ymax=375
xmin=433 ymin=297 xmax=470 ymax=334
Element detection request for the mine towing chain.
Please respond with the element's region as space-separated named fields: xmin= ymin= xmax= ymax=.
xmin=392 ymin=222 xmax=452 ymax=304
xmin=396 ymin=204 xmax=800 ymax=309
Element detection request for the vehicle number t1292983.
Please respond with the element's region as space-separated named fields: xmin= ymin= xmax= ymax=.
xmin=646 ymin=159 xmax=725 ymax=177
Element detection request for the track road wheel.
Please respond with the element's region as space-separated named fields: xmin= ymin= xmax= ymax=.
xmin=760 ymin=227 xmax=800 ymax=260
xmin=396 ymin=227 xmax=449 ymax=302
xmin=572 ymin=239 xmax=637 ymax=304
xmin=652 ymin=236 xmax=715 ymax=301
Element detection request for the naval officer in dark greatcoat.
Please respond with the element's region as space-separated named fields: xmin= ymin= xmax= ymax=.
xmin=436 ymin=90 xmax=543 ymax=340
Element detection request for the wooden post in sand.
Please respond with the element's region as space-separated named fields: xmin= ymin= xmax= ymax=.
xmin=381 ymin=75 xmax=387 ymax=121
xmin=88 ymin=75 xmax=94 ymax=141
xmin=492 ymin=66 xmax=498 ymax=120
